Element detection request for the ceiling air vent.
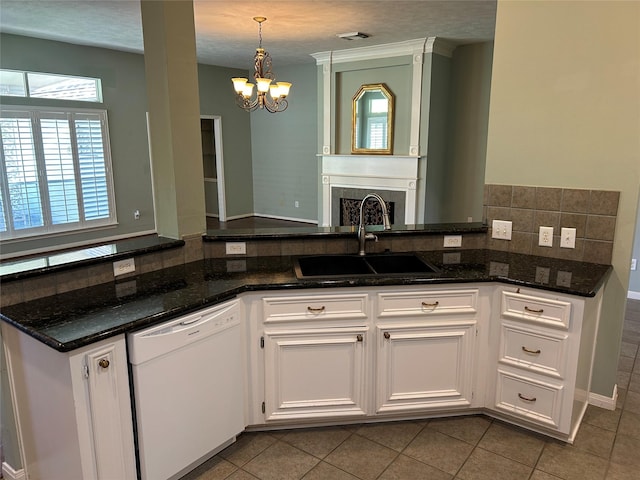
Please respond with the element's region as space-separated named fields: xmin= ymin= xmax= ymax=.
xmin=337 ymin=32 xmax=369 ymax=40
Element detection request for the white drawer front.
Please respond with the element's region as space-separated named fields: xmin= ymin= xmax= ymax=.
xmin=495 ymin=370 xmax=564 ymax=430
xmin=263 ymin=293 xmax=368 ymax=323
xmin=502 ymin=291 xmax=571 ymax=330
xmin=377 ymin=289 xmax=478 ymax=318
xmin=499 ymin=323 xmax=568 ymax=379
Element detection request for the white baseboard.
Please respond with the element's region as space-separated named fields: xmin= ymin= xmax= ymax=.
xmin=588 ymin=384 xmax=618 ymax=410
xmin=628 ymin=290 xmax=640 ymax=300
xmin=2 ymin=462 xmax=26 ymax=480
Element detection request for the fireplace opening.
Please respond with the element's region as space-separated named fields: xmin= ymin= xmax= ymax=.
xmin=340 ymin=198 xmax=395 ymax=227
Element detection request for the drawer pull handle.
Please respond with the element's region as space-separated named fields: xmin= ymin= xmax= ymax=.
xmin=384 ymin=332 xmax=391 ymax=340
xmin=524 ymin=306 xmax=544 ymax=314
xmin=421 ymin=301 xmax=440 ymax=308
xmin=307 ymin=306 xmax=326 ymax=313
xmin=522 ymin=346 xmax=541 ymax=355
xmin=356 ymin=334 xmax=363 ymax=342
xmin=518 ymin=393 xmax=537 ymax=402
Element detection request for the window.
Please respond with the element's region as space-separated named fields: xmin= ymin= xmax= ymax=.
xmin=0 ymin=106 xmax=116 ymax=240
xmin=0 ymin=69 xmax=102 ymax=102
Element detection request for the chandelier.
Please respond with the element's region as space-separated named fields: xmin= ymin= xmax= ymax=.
xmin=231 ymin=17 xmax=292 ymax=113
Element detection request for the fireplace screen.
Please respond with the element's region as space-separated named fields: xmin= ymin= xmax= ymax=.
xmin=340 ymin=198 xmax=395 ymax=226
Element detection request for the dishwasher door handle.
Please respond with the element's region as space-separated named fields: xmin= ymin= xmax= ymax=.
xmin=179 ymin=316 xmax=202 ymax=326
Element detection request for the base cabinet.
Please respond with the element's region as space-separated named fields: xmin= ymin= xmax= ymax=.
xmin=250 ymin=287 xmax=485 ymax=425
xmin=376 ymin=323 xmax=476 ymax=413
xmin=263 ymin=327 xmax=368 ymax=421
xmin=1 ymin=327 xmax=136 ymax=480
xmin=486 ymin=286 xmax=603 ymax=442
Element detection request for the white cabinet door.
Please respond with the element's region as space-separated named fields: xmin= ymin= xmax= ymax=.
xmin=263 ymin=327 xmax=368 ymax=421
xmin=73 ymin=340 xmax=137 ymax=480
xmin=376 ymin=323 xmax=476 ymax=413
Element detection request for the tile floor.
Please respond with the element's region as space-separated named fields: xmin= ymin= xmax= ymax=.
xmin=180 ymin=302 xmax=640 ymax=480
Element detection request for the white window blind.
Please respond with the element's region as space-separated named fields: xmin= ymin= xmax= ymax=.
xmin=0 ymin=106 xmax=116 ymax=240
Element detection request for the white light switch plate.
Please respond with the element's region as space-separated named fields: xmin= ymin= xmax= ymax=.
xmin=560 ymin=227 xmax=576 ymax=249
xmin=492 ymin=220 xmax=512 ymax=240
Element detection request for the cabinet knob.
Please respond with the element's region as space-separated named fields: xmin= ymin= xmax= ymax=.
xmin=98 ymin=358 xmax=110 ymax=369
xmin=384 ymin=332 xmax=391 ymax=339
xmin=356 ymin=334 xmax=363 ymax=342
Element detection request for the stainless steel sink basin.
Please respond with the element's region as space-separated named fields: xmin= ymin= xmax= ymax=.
xmin=294 ymin=253 xmax=439 ymax=279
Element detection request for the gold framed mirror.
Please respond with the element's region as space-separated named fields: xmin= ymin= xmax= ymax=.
xmin=351 ymin=83 xmax=394 ymax=154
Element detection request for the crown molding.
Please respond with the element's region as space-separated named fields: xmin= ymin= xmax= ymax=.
xmin=311 ymin=37 xmax=456 ymax=65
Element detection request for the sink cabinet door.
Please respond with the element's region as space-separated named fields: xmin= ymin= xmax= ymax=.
xmin=263 ymin=327 xmax=368 ymax=422
xmin=375 ymin=322 xmax=476 ymax=413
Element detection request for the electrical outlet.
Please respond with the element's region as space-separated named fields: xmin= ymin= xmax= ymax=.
xmin=442 ymin=252 xmax=461 ymax=264
xmin=134 ymin=209 xmax=140 ymax=220
xmin=443 ymin=235 xmax=462 ymax=248
xmin=489 ymin=261 xmax=510 ymax=276
xmin=632 ymin=259 xmax=637 ymax=271
xmin=226 ymin=259 xmax=247 ymax=272
xmin=535 ymin=266 xmax=550 ymax=284
xmin=538 ymin=226 xmax=553 ymax=247
xmin=557 ymin=270 xmax=572 ymax=288
xmin=113 ymin=258 xmax=135 ymax=276
xmin=225 ymin=242 xmax=247 ymax=255
xmin=492 ymin=220 xmax=512 ymax=240
xmin=294 ymin=200 xmax=300 ymax=208
xmin=560 ymin=227 xmax=576 ymax=249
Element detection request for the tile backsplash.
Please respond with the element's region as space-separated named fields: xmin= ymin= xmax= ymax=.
xmin=484 ymin=184 xmax=619 ymax=264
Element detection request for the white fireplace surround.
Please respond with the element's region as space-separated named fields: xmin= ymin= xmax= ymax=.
xmin=320 ymin=154 xmax=421 ymax=227
xmin=313 ymin=38 xmax=452 ymax=227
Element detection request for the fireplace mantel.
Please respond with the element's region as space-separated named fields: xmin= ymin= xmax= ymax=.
xmin=320 ymin=154 xmax=423 ymax=227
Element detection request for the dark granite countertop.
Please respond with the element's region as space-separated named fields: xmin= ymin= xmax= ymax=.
xmin=0 ymin=249 xmax=611 ymax=353
xmin=0 ymin=235 xmax=185 ymax=281
xmin=203 ymin=222 xmax=488 ymax=241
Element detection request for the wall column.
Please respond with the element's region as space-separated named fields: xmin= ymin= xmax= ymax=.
xmin=140 ymin=0 xmax=205 ymax=239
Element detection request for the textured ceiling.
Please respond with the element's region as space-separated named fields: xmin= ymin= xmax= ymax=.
xmin=0 ymin=0 xmax=497 ymax=69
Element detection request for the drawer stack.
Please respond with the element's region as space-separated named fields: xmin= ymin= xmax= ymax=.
xmin=494 ymin=290 xmax=574 ymax=433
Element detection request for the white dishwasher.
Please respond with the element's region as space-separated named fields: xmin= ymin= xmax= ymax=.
xmin=128 ymin=299 xmax=244 ymax=480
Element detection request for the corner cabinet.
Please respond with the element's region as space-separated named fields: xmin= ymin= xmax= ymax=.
xmin=486 ymin=286 xmax=603 ymax=442
xmin=1 ymin=327 xmax=136 ymax=480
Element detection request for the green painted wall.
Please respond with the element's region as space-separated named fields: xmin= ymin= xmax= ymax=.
xmin=251 ymin=64 xmax=318 ymax=222
xmin=422 ymin=53 xmax=452 ymax=223
xmin=486 ymin=1 xmax=640 ymax=397
xmin=443 ymin=43 xmax=493 ymax=223
xmin=198 ymin=64 xmax=254 ymax=218
xmin=0 ymin=33 xmax=155 ymax=256
xmin=335 ymin=60 xmax=413 ymax=155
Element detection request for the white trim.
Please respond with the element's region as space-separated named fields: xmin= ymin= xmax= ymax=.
xmin=311 ymin=37 xmax=456 ymax=65
xmin=627 ymin=290 xmax=640 ymax=300
xmin=588 ymin=384 xmax=618 ymax=411
xmin=320 ymin=154 xmax=421 ymax=227
xmin=2 ymin=462 xmax=26 ymax=480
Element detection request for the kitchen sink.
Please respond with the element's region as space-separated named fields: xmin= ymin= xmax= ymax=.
xmin=294 ymin=253 xmax=439 ymax=279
